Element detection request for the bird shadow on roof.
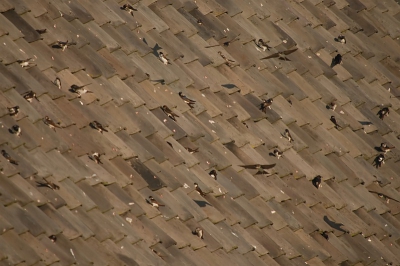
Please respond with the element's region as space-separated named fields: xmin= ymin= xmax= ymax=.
xmin=323 ymin=215 xmax=349 ymax=234
xmin=143 ymin=38 xmax=162 ymax=57
xmin=194 ymin=200 xmax=212 ymax=207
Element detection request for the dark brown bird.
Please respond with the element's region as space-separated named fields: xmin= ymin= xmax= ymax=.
xmin=120 ymin=3 xmax=137 ymax=15
xmin=328 ymin=100 xmax=337 ymax=111
xmin=23 ymin=91 xmax=39 ymax=102
xmin=9 ymin=125 xmax=21 ymax=136
xmin=185 ymin=147 xmax=199 ymax=154
xmin=179 ymin=92 xmax=196 ymax=109
xmin=70 ymin=84 xmax=93 ymax=97
xmin=260 ymin=48 xmax=298 ymax=61
xmin=8 ymin=106 xmax=19 ymax=116
xmin=259 ymin=98 xmax=273 ymax=113
xmin=36 ymin=179 xmax=60 ymax=190
xmin=380 ymin=143 xmax=395 ymax=154
xmin=148 ymin=196 xmax=165 ymax=210
xmin=161 ymin=105 xmax=179 ymax=121
xmin=377 ymin=107 xmax=389 ymax=120
xmin=374 ymin=154 xmax=385 ymax=168
xmin=284 ymin=129 xmax=294 ymax=142
xmin=273 ymin=149 xmax=283 ymax=159
xmin=312 ymin=175 xmax=322 ymax=189
xmin=330 ymin=116 xmax=342 ymax=129
xmin=334 ymin=35 xmax=346 ymax=44
xmin=238 ymin=164 xmax=276 ymax=175
xmin=89 ymin=121 xmax=108 ymax=133
xmin=49 ymin=235 xmax=57 ymax=242
xmin=209 ymin=169 xmax=217 ymax=180
xmin=88 ymin=152 xmax=105 ymax=164
xmin=43 ymin=116 xmax=61 ymax=132
xmin=53 ymin=40 xmax=77 ymax=51
xmin=1 ymin=150 xmax=18 ymax=165
xmin=255 ymin=39 xmax=271 ymax=51
xmin=330 ymin=54 xmax=342 ymax=68
xmin=194 ymin=183 xmax=206 ymax=196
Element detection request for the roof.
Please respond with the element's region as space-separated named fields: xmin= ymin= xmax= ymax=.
xmin=1 ymin=0 xmax=400 ymax=265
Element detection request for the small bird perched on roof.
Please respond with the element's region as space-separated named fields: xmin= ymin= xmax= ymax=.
xmin=312 ymin=175 xmax=322 ymax=189
xmin=53 ymin=40 xmax=77 ymax=51
xmin=273 ymin=149 xmax=283 ymax=159
xmin=259 ymin=98 xmax=273 ymax=113
xmin=88 ymin=152 xmax=105 ymax=164
xmin=43 ymin=116 xmax=61 ymax=132
xmin=36 ymin=179 xmax=60 ymax=190
xmin=192 ymin=227 xmax=204 ymax=239
xmin=9 ymin=125 xmax=21 ymax=136
xmin=17 ymin=58 xmax=35 ymax=68
xmin=1 ymin=150 xmax=18 ymax=165
xmin=380 ymin=143 xmax=395 ymax=154
xmin=23 ymin=91 xmax=39 ymax=102
xmin=36 ymin=29 xmax=47 ymax=34
xmin=8 ymin=106 xmax=19 ymax=116
xmin=328 ymin=100 xmax=337 ymax=111
xmin=330 ymin=116 xmax=342 ymax=129
xmin=179 ymin=92 xmax=196 ymax=109
xmin=283 ymin=129 xmax=294 ymax=142
xmin=70 ymin=84 xmax=93 ymax=97
xmin=209 ymin=169 xmax=217 ymax=180
xmin=120 ymin=3 xmax=137 ymax=16
xmin=53 ymin=77 xmax=62 ymax=89
xmin=185 ymin=147 xmax=199 ymax=154
xmin=194 ymin=183 xmax=206 ymax=196
xmin=158 ymin=52 xmax=171 ymax=65
xmin=374 ymin=154 xmax=385 ymax=168
xmin=161 ymin=105 xmax=179 ymax=121
xmin=368 ymin=191 xmax=400 ymax=204
xmin=330 ymin=54 xmax=342 ymax=68
xmin=148 ymin=196 xmax=164 ymax=210
xmin=260 ymin=48 xmax=298 ymax=61
xmin=238 ymin=163 xmax=276 ymax=175
xmin=255 ymin=39 xmax=271 ymax=51
xmin=90 ymin=121 xmax=108 ymax=133
xmin=206 ymin=35 xmax=240 ymax=48
xmin=218 ymin=51 xmax=235 ymax=67
xmin=334 ymin=34 xmax=346 ymax=44
xmin=377 ymin=107 xmax=390 ymax=120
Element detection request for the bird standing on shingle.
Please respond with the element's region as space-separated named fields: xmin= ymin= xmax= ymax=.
xmin=312 ymin=175 xmax=322 ymax=189
xmin=53 ymin=77 xmax=62 ymax=90
xmin=380 ymin=143 xmax=395 ymax=154
xmin=161 ymin=105 xmax=179 ymax=121
xmin=43 ymin=116 xmax=62 ymax=132
xmin=88 ymin=152 xmax=105 ymax=164
xmin=192 ymin=227 xmax=204 ymax=239
xmin=377 ymin=107 xmax=390 ymax=120
xmin=330 ymin=54 xmax=342 ymax=68
xmin=328 ymin=100 xmax=337 ymax=111
xmin=283 ymin=129 xmax=294 ymax=143
xmin=179 ymin=92 xmax=196 ymax=109
xmin=209 ymin=169 xmax=217 ymax=180
xmin=238 ymin=164 xmax=276 ymax=175
xmin=1 ymin=150 xmax=18 ymax=165
xmin=273 ymin=149 xmax=283 ymax=159
xmin=330 ymin=116 xmax=342 ymax=129
xmin=120 ymin=3 xmax=137 ymax=16
xmin=8 ymin=106 xmax=19 ymax=116
xmin=53 ymin=40 xmax=77 ymax=51
xmin=334 ymin=35 xmax=346 ymax=44
xmin=259 ymin=98 xmax=273 ymax=113
xmin=148 ymin=196 xmax=165 ymax=210
xmin=90 ymin=121 xmax=108 ymax=133
xmin=158 ymin=52 xmax=171 ymax=65
xmin=36 ymin=179 xmax=60 ymax=190
xmin=9 ymin=125 xmax=21 ymax=136
xmin=194 ymin=183 xmax=206 ymax=197
xmin=255 ymin=39 xmax=271 ymax=51
xmin=23 ymin=91 xmax=39 ymax=102
xmin=374 ymin=154 xmax=385 ymax=168
xmin=70 ymin=84 xmax=93 ymax=97
xmin=17 ymin=58 xmax=35 ymax=68
xmin=185 ymin=147 xmax=198 ymax=154
xmin=260 ymin=48 xmax=298 ymax=61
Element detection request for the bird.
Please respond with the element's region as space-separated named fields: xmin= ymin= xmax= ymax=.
xmin=377 ymin=107 xmax=390 ymax=120
xmin=1 ymin=150 xmax=18 ymax=165
xmin=380 ymin=143 xmax=395 ymax=154
xmin=49 ymin=235 xmax=57 ymax=242
xmin=145 ymin=73 xmax=165 ymax=85
xmin=179 ymin=92 xmax=196 ymax=109
xmin=334 ymin=35 xmax=346 ymax=44
xmin=194 ymin=183 xmax=206 ymax=196
xmin=36 ymin=179 xmax=60 ymax=190
xmin=328 ymin=100 xmax=337 ymax=111
xmin=260 ymin=48 xmax=298 ymax=61
xmin=209 ymin=169 xmax=217 ymax=180
xmin=320 ymin=231 xmax=329 ymax=240
xmin=374 ymin=154 xmax=385 ymax=168
xmin=53 ymin=77 xmax=62 ymax=89
xmin=206 ymin=34 xmax=240 ymax=48
xmin=197 ymin=19 xmax=203 ymax=25
xmin=238 ymin=164 xmax=276 ymax=175
xmin=53 ymin=40 xmax=77 ymax=51
xmin=218 ymin=51 xmax=235 ymax=67
xmin=259 ymin=98 xmax=273 ymax=113
xmin=35 ymin=29 xmax=47 ymax=34
xmin=158 ymin=52 xmax=171 ymax=65
xmin=89 ymin=121 xmax=108 ymax=133
xmin=88 ymin=152 xmax=104 ymax=164
xmin=273 ymin=149 xmax=283 ymax=159
xmin=330 ymin=54 xmax=342 ymax=67
xmin=8 ymin=106 xmax=19 ymax=116
xmin=23 ymin=91 xmax=39 ymax=102
xmin=120 ymin=3 xmax=137 ymax=16
xmin=148 ymin=196 xmax=164 ymax=210
xmin=43 ymin=116 xmax=61 ymax=132
xmin=192 ymin=227 xmax=204 ymax=239
xmin=283 ymin=129 xmax=294 ymax=142
xmin=185 ymin=147 xmax=199 ymax=154
xmin=161 ymin=105 xmax=179 ymax=121
xmin=368 ymin=191 xmax=400 ymax=204
xmin=17 ymin=58 xmax=35 ymax=68
xmin=255 ymin=39 xmax=271 ymax=51
xmin=9 ymin=125 xmax=21 ymax=136
xmin=330 ymin=116 xmax=342 ymax=129
xmin=69 ymin=84 xmax=93 ymax=97
xmin=312 ymin=175 xmax=322 ymax=189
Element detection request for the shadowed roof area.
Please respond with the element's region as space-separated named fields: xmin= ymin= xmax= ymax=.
xmin=1 ymin=0 xmax=400 ymax=265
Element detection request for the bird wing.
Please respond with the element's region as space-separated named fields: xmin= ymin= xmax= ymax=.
xmin=260 ymin=52 xmax=279 ymax=60
xmin=260 ymin=163 xmax=277 ymax=169
xmin=283 ymin=48 xmax=298 ymax=55
xmin=238 ymin=164 xmax=261 ymax=169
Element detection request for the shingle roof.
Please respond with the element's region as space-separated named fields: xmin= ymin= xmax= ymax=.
xmin=1 ymin=0 xmax=400 ymax=265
